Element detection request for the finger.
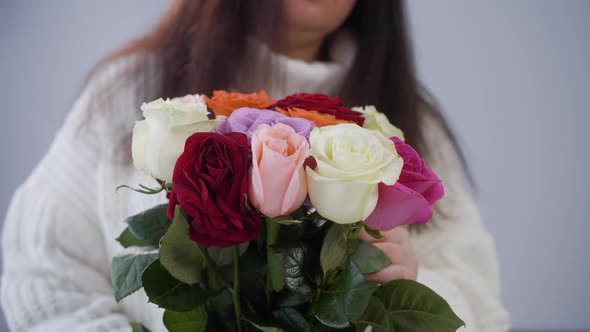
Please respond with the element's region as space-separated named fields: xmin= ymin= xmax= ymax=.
xmin=371 ymin=242 xmax=408 ymax=265
xmin=380 ymin=226 xmax=410 ymax=245
xmin=365 ymin=265 xmax=415 ymax=284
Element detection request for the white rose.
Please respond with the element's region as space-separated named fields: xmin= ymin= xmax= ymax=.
xmin=353 ymin=105 xmax=405 ymax=141
xmin=132 ymin=95 xmax=224 ymax=182
xmin=305 ymin=124 xmax=404 ymax=224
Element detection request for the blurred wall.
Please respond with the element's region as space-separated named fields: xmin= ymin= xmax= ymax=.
xmin=407 ymin=1 xmax=590 ymax=330
xmin=1 ymin=1 xmax=589 ymax=331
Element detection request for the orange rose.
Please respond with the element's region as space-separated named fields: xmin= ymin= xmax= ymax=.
xmin=276 ymin=107 xmax=354 ymax=127
xmin=204 ymin=90 xmax=275 ymax=117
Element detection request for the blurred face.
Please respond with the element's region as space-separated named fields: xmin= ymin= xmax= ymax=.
xmin=282 ymin=0 xmax=357 ymax=38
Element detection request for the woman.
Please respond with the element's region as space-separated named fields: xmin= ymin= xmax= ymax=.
xmin=1 ymin=1 xmax=509 ymax=331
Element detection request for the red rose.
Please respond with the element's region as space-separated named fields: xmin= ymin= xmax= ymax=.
xmin=167 ymin=132 xmax=262 ymax=247
xmin=271 ymin=93 xmax=365 ymax=126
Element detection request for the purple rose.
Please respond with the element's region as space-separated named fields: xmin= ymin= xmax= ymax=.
xmin=215 ymin=107 xmax=315 ymax=141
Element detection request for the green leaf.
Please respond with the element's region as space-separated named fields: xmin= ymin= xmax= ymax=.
xmin=239 ymin=249 xmax=267 ymax=274
xmin=211 ymin=290 xmax=237 ymax=331
xmin=111 ymin=248 xmax=159 ymax=302
xmin=208 ymin=242 xmax=249 ymax=267
xmin=130 ymin=322 xmax=152 ymax=332
xmin=363 ymin=225 xmax=384 ymax=240
xmin=116 ymin=228 xmax=154 ymax=248
xmin=376 ymin=279 xmax=465 ymax=332
xmin=350 ymin=240 xmax=391 ymax=274
xmin=268 ymin=247 xmax=286 ymax=292
xmin=276 ymin=290 xmax=313 ymax=307
xmin=320 ymin=224 xmax=349 ymax=275
xmin=354 ymin=296 xmax=390 ymax=332
xmin=163 ymin=307 xmax=208 ymax=332
xmin=244 ymin=318 xmax=286 ymax=332
xmin=206 ymin=267 xmax=225 ymax=293
xmin=312 ymin=261 xmax=378 ymax=328
xmin=142 ymin=259 xmax=208 ymax=312
xmin=283 ymin=245 xmax=315 ymax=297
xmin=272 ymin=307 xmax=311 ymax=332
xmin=160 ymin=206 xmax=204 ymax=285
xmin=127 ymin=204 xmax=171 ymax=245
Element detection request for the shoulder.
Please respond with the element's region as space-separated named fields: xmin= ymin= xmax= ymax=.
xmin=86 ymin=53 xmax=160 ymax=102
xmin=412 ymin=109 xmax=481 ymax=233
xmin=83 ymin=53 xmax=161 ymax=125
xmin=419 ymin=110 xmax=461 ymax=172
xmin=67 ymin=53 xmax=161 ymax=159
xmin=419 ymin=109 xmax=471 ymax=194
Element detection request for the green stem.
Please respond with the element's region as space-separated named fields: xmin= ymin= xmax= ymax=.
xmin=264 ymin=218 xmax=281 ymax=309
xmin=266 ymin=218 xmax=280 ymax=247
xmin=350 ymin=221 xmax=364 ymax=238
xmin=232 ymin=245 xmax=243 ymax=332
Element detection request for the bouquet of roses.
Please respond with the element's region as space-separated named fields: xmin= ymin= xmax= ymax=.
xmin=112 ymin=91 xmax=464 ymax=332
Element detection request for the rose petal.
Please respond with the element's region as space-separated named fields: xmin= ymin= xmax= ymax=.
xmin=248 ymin=124 xmax=309 ymax=218
xmin=363 ymin=182 xmax=433 ymax=231
xmin=306 ymin=167 xmax=379 ymax=224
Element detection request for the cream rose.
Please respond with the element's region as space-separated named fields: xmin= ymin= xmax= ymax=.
xmin=132 ymin=95 xmax=223 ymax=182
xmin=305 ymin=124 xmax=404 ymax=224
xmin=352 ymin=105 xmax=405 ymax=141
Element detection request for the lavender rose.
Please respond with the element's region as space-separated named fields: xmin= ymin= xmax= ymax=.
xmin=214 ymin=107 xmax=315 ymax=141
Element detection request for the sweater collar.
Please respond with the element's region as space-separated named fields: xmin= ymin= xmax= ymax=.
xmin=238 ymin=31 xmax=357 ymax=99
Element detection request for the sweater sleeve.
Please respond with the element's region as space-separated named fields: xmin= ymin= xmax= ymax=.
xmin=411 ymin=114 xmax=510 ymax=332
xmin=1 ymin=58 xmax=148 ymax=332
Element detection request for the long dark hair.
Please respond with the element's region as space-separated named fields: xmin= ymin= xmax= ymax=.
xmin=105 ymin=0 xmax=466 ymax=171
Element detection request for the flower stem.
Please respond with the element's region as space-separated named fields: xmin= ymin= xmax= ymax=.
xmin=349 ymin=221 xmax=364 ymax=238
xmin=232 ymin=245 xmax=243 ymax=332
xmin=264 ymin=218 xmax=281 ymax=309
xmin=266 ymin=218 xmax=280 ymax=247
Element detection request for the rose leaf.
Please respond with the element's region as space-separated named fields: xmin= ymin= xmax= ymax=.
xmin=312 ymin=261 xmax=377 ymax=328
xmin=126 ymin=204 xmax=171 ymax=245
xmin=159 ymin=206 xmax=204 ymax=285
xmin=375 ymin=279 xmax=465 ymax=331
xmin=142 ymin=259 xmax=208 ymax=312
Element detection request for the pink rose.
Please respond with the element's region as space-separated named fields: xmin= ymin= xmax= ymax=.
xmin=364 ymin=137 xmax=445 ymax=230
xmin=248 ymin=123 xmax=309 ymax=218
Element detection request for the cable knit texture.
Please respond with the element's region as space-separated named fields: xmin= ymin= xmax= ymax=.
xmin=2 ymin=37 xmax=509 ymax=332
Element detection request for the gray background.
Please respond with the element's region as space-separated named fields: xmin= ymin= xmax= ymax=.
xmin=1 ymin=1 xmax=588 ymax=331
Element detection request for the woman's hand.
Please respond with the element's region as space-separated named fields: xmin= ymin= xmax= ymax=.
xmin=358 ymin=226 xmax=418 ymax=284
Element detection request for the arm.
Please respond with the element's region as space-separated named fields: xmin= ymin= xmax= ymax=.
xmin=411 ymin=113 xmax=510 ymax=332
xmin=1 ymin=58 xmax=146 ymax=332
xmin=414 ymin=222 xmax=509 ymax=332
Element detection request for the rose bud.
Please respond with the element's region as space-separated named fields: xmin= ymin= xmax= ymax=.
xmin=248 ymin=123 xmax=310 ymax=218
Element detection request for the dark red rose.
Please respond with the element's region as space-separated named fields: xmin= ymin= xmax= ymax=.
xmin=271 ymin=93 xmax=365 ymax=126
xmin=167 ymin=132 xmax=262 ymax=248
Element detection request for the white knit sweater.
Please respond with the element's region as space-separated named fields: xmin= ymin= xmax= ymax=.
xmin=1 ymin=39 xmax=510 ymax=332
